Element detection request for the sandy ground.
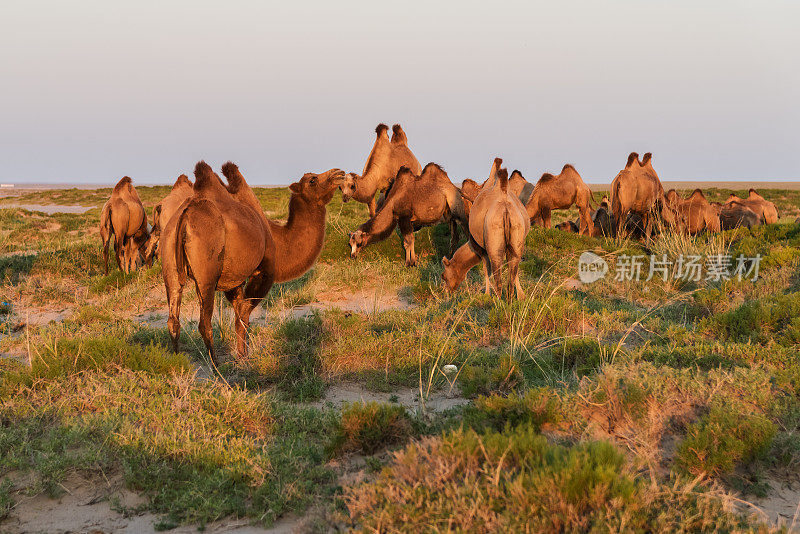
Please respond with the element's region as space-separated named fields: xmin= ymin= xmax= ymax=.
xmin=0 ymin=204 xmax=93 ymax=214
xmin=1 ymin=473 xmax=298 ymax=534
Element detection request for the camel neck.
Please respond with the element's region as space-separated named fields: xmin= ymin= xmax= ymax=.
xmin=269 ymin=195 xmax=327 ymax=283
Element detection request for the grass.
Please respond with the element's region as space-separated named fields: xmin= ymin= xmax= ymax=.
xmin=1 ymin=185 xmax=800 ymax=530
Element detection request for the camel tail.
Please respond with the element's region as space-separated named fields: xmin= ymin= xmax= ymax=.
xmin=174 ymin=209 xmax=190 ymax=287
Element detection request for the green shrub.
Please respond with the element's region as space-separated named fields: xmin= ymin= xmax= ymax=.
xmin=466 ymin=388 xmax=560 ymax=432
xmin=459 ymin=354 xmax=522 ymax=398
xmin=676 ymin=406 xmax=776 ymax=477
xmin=345 ymin=425 xmax=753 ymax=532
xmin=329 ymin=402 xmax=412 ymax=455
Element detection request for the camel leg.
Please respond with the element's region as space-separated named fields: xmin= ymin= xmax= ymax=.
xmin=507 ymin=255 xmax=523 ymax=300
xmin=368 ymin=198 xmax=377 ymax=218
xmin=449 ymin=218 xmax=460 ymax=255
xmin=195 ymin=282 xmax=218 ymax=364
xmin=102 ymin=235 xmax=110 ymax=276
xmin=579 ymin=205 xmax=594 ymax=236
xmin=616 ymin=209 xmax=626 ymax=239
xmin=224 ymin=269 xmax=274 ymax=360
xmin=166 ymin=280 xmax=184 ymax=354
xmin=541 ymin=208 xmax=552 ymax=229
xmin=398 ymin=218 xmax=416 ymax=267
xmin=115 ymin=233 xmax=126 ymax=274
xmin=488 ymin=256 xmax=503 ymax=298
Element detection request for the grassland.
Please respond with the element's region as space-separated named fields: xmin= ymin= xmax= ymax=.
xmin=1 ymin=185 xmax=799 ymax=532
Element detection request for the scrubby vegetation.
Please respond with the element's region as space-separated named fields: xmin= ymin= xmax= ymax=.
xmin=1 ymin=186 xmax=799 ymax=531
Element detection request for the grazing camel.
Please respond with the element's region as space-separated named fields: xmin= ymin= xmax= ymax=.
xmin=525 ymin=165 xmax=595 ymax=236
xmin=349 ymin=163 xmax=468 ymax=266
xmin=555 ymin=220 xmax=580 ymax=233
xmin=144 ymin=174 xmax=194 ymax=263
xmin=591 ymin=195 xmax=614 ymax=237
xmin=676 ymin=189 xmax=721 ymax=235
xmin=100 ymin=177 xmax=149 ymax=275
xmin=443 ymin=158 xmax=529 ymax=299
xmin=162 ymin=161 xmax=344 ymax=362
xmin=341 ymin=124 xmax=422 ymax=217
xmin=713 ymin=201 xmax=762 ymax=230
xmin=725 ymin=189 xmax=778 ymax=224
xmin=610 ymin=152 xmax=677 ymax=241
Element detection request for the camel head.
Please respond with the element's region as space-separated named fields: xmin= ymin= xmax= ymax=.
xmin=349 ymin=229 xmax=368 ymax=258
xmin=289 ymin=168 xmax=346 ymax=206
xmin=440 ymin=256 xmax=459 ymax=292
xmin=340 ymin=173 xmax=361 ymax=202
xmin=664 ymin=189 xmax=679 ymax=209
xmin=122 ymin=230 xmax=149 ymax=274
xmin=657 ymin=193 xmax=682 ymax=231
xmin=459 ymin=179 xmax=482 ymax=218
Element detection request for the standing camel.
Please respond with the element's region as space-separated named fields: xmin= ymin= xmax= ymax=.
xmin=340 ymin=124 xmax=422 ymax=217
xmin=610 ymin=152 xmax=677 ymax=241
xmin=144 ymin=174 xmax=194 ymax=263
xmin=161 ymin=161 xmax=344 ymax=362
xmin=100 ymin=177 xmax=149 ymax=275
xmin=525 ymin=165 xmax=595 ymax=236
xmin=348 ymin=163 xmax=467 ymax=266
xmin=442 ymin=158 xmax=529 ymax=298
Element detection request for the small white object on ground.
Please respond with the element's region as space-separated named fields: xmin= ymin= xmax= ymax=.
xmin=443 ymin=364 xmax=458 ymax=374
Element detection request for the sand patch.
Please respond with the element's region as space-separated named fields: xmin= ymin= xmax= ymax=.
xmin=747 ymin=475 xmax=800 ymax=530
xmin=1 ymin=203 xmax=93 ymax=214
xmin=311 ymin=382 xmax=469 ymax=415
xmin=3 ymin=473 xmax=299 ymax=533
xmin=280 ymin=289 xmax=413 ymax=320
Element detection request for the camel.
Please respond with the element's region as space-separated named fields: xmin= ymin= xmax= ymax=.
xmin=144 ymin=174 xmax=194 ymax=263
xmin=443 ymin=158 xmax=529 ymax=299
xmin=725 ymin=189 xmax=778 ymax=224
xmin=712 ymin=201 xmax=762 ymax=230
xmin=676 ymin=189 xmax=721 ymax=235
xmin=591 ymin=195 xmax=614 ymax=237
xmin=340 ymin=124 xmax=422 ymax=217
xmin=100 ymin=177 xmax=149 ymax=275
xmin=349 ymin=163 xmax=467 ymax=267
xmin=525 ymin=165 xmax=595 ymax=236
xmin=610 ymin=152 xmax=678 ymax=241
xmin=162 ymin=161 xmax=344 ymax=362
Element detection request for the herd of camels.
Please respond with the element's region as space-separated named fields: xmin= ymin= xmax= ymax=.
xmin=99 ymin=123 xmax=780 ymax=361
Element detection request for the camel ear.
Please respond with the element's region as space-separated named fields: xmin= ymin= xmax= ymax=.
xmin=442 ymin=257 xmax=450 ymax=267
xmin=289 ymin=182 xmax=302 ymax=194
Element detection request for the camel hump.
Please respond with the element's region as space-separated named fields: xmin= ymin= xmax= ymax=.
xmin=641 ymin=152 xmax=652 ymax=166
xmin=691 ymin=188 xmax=705 ymax=198
xmin=375 ymin=123 xmax=389 ymax=137
xmin=390 ymin=124 xmax=408 ymax=145
xmin=221 ymin=161 xmax=246 ymax=194
xmin=113 ymin=176 xmax=133 ymax=193
xmin=193 ymin=160 xmax=221 ymax=191
xmin=539 ymin=172 xmax=556 ymax=184
xmin=626 ymin=152 xmax=639 ymax=168
xmin=173 ymin=174 xmax=192 ymax=188
xmin=498 ymin=168 xmax=509 ymax=193
xmin=562 ymin=163 xmax=576 ymax=174
xmin=510 ymin=170 xmax=525 ymax=180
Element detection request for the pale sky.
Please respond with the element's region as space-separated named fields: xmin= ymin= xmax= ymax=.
xmin=2 ymin=0 xmax=798 ymax=185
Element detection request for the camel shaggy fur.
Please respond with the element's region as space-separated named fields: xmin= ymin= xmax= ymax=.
xmin=725 ymin=189 xmax=778 ymax=224
xmin=676 ymin=189 xmax=721 ymax=235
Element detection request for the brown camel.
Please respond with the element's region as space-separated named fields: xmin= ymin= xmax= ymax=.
xmin=162 ymin=161 xmax=344 ymax=362
xmin=610 ymin=152 xmax=678 ymax=241
xmin=443 ymin=158 xmax=529 ymax=298
xmin=676 ymin=189 xmax=721 ymax=234
xmin=349 ymin=162 xmax=467 ymax=266
xmin=555 ymin=219 xmax=580 ymax=233
xmin=100 ymin=177 xmax=149 ymax=275
xmin=525 ymin=164 xmax=595 ymax=236
xmin=725 ymin=189 xmax=778 ymax=224
xmin=591 ymin=195 xmax=614 ymax=237
xmin=341 ymin=124 xmax=422 ymax=217
xmin=144 ymin=174 xmax=194 ymax=263
xmin=712 ymin=201 xmax=762 ymax=230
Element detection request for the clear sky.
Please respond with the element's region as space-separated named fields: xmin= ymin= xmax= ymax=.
xmin=2 ymin=0 xmax=798 ymax=185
